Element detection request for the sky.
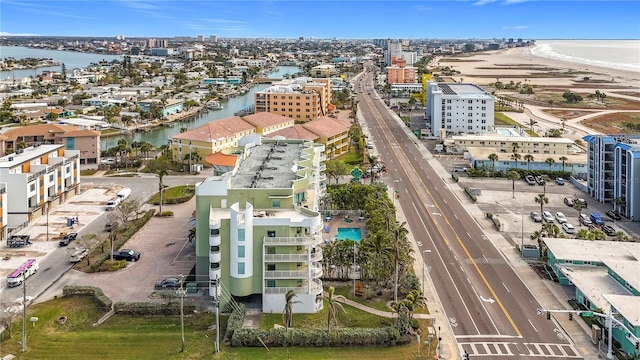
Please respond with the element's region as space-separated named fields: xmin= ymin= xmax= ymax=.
xmin=1 ymin=0 xmax=639 ymax=39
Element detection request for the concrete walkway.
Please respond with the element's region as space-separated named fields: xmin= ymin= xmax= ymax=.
xmin=324 ymin=291 xmax=433 ymax=320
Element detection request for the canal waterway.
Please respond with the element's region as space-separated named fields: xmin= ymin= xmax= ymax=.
xmin=101 ymin=65 xmax=301 ymax=149
xmin=0 ymin=46 xmax=123 ymax=80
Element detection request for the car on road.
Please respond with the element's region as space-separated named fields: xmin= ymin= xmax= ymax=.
xmin=542 ymin=211 xmax=554 ymax=222
xmin=562 ymin=223 xmax=576 ymax=234
xmin=530 ymin=211 xmax=543 ymax=222
xmin=524 ymin=175 xmax=536 ymax=185
xmin=555 ymin=177 xmax=565 ymax=185
xmin=155 ymin=277 xmax=182 ymax=290
xmin=59 ymin=232 xmax=78 ymax=246
xmin=579 ymin=214 xmax=593 ymax=226
xmin=601 ymin=225 xmax=616 ymax=236
xmin=563 ymin=197 xmax=574 ymax=207
xmin=111 ymin=249 xmax=141 ymax=261
xmin=555 ymin=212 xmax=568 ymax=224
xmin=606 ymin=210 xmax=622 ymax=221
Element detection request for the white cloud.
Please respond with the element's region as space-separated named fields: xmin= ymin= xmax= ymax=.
xmin=502 ymin=25 xmax=529 ymax=30
xmin=0 ymin=31 xmax=39 ymax=36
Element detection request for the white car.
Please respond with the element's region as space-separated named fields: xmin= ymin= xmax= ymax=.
xmin=555 ymin=212 xmax=568 ymax=224
xmin=542 ymin=211 xmax=554 ymax=222
xmin=562 ymin=223 xmax=576 ymax=234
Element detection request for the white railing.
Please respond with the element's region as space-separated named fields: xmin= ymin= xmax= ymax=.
xmin=263 ymin=279 xmax=323 ymax=295
xmin=209 ymin=235 xmax=221 ymax=246
xmin=209 ymin=267 xmax=221 ymax=280
xmin=209 ymin=251 xmax=221 ymax=263
xmin=264 ymin=253 xmax=309 ymax=262
xmin=264 ymin=236 xmax=316 ymax=246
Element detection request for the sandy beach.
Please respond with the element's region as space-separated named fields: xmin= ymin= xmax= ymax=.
xmin=437 ymin=47 xmax=640 ymax=89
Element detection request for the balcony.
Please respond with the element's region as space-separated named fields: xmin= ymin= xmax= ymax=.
xmin=263 ymin=278 xmax=323 ymax=296
xmin=264 ymin=263 xmax=322 ymax=279
xmin=264 ymin=253 xmax=309 ymax=262
xmin=319 ymin=153 xmax=327 ymax=161
xmin=209 ymin=249 xmax=221 ymax=263
xmin=310 ymin=248 xmax=323 ymax=262
xmin=209 ymin=233 xmax=221 ymax=246
xmin=264 ymin=234 xmax=322 ymax=246
xmin=209 ymin=265 xmax=221 ymax=280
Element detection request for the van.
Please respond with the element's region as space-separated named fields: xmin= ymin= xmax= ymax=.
xmin=105 ymin=197 xmax=121 ymax=211
xmin=117 ymin=188 xmax=131 ymax=201
xmin=590 ymin=212 xmax=605 ymax=226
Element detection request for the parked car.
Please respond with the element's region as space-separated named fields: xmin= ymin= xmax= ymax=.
xmin=58 ymin=232 xmax=78 ymax=247
xmin=606 ymin=210 xmax=622 ymax=221
xmin=578 ymin=214 xmax=593 ymax=226
xmin=542 ymin=211 xmax=554 ymax=223
xmin=69 ymin=248 xmax=89 ymax=263
xmin=535 ymin=175 xmax=545 ymax=185
xmin=525 ymin=175 xmax=536 ymax=185
xmin=154 ymin=277 xmax=181 ymax=290
xmin=111 ymin=249 xmax=141 ymax=261
xmin=555 ymin=177 xmax=565 ymax=185
xmin=563 ymin=197 xmax=574 ymax=207
xmin=562 ymin=223 xmax=576 ymax=234
xmin=453 ymin=166 xmax=468 ymax=173
xmin=601 ymin=225 xmax=616 ymax=236
xmin=555 ymin=212 xmax=568 ymax=224
xmin=590 ymin=212 xmax=605 ymax=226
xmin=530 ymin=211 xmax=543 ymax=223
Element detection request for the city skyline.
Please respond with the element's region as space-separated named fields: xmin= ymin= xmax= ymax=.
xmin=1 ymin=0 xmax=639 ymax=40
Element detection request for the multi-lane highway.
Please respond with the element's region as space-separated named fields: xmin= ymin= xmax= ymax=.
xmin=354 ymin=68 xmax=583 ymax=359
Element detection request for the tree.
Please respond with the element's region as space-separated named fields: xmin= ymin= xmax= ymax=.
xmin=507 ymin=171 xmax=520 ymax=198
xmin=0 ymin=304 xmax=18 ymax=339
xmin=324 ymin=160 xmax=349 ymax=185
xmin=560 ymin=117 xmax=566 ymax=130
xmin=613 ymin=197 xmax=626 ymax=213
xmin=524 ymin=154 xmax=534 ymax=171
xmin=558 ymin=156 xmax=568 ymax=172
xmin=405 ymin=290 xmax=427 ymax=320
xmin=156 ymin=168 xmax=168 ymax=214
xmin=540 ymin=175 xmax=550 ymax=195
xmin=511 ymin=152 xmax=521 ymax=170
xmin=528 ymin=118 xmax=537 ymax=134
xmin=575 ymin=229 xmax=593 ymax=240
xmin=283 ymin=289 xmax=300 ymax=330
xmin=545 ymin=158 xmax=556 ymax=171
xmin=488 ymin=153 xmax=498 ymax=176
xmin=573 ymin=201 xmax=586 ymax=220
xmin=393 ymin=221 xmax=408 ymax=303
xmin=325 ymin=286 xmax=346 ymax=332
xmin=116 ymin=198 xmax=142 ymax=224
xmin=535 ymin=193 xmax=549 ymax=214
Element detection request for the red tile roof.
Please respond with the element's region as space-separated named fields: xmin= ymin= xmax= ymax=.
xmin=264 ymin=124 xmax=319 ymax=141
xmin=3 ymin=124 xmax=82 ymax=140
xmin=205 ymin=152 xmax=238 ymax=167
xmin=302 ymin=116 xmax=351 ymax=137
xmin=172 ymin=117 xmax=255 ymax=142
xmin=241 ymin=112 xmax=292 ymax=128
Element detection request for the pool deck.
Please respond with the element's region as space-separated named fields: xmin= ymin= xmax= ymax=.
xmin=322 ymin=214 xmax=366 ymax=242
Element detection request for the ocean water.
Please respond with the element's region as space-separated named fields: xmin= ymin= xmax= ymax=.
xmin=531 ymin=40 xmax=640 ymax=73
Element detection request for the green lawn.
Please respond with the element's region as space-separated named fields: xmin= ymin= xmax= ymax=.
xmin=147 ymin=186 xmax=194 ymax=204
xmin=333 ymin=286 xmax=392 ymax=312
xmin=1 ymin=297 xmax=435 ymax=360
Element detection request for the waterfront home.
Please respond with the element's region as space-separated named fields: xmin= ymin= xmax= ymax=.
xmin=138 ymin=98 xmax=184 ymax=117
xmin=81 ymin=97 xmax=126 ymax=108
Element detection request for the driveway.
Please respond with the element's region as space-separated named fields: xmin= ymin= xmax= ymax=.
xmin=36 ymin=198 xmax=196 ymax=304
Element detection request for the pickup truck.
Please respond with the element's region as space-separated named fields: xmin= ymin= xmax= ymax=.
xmin=111 ymin=249 xmax=140 ymax=261
xmin=59 ymin=232 xmax=78 ymax=246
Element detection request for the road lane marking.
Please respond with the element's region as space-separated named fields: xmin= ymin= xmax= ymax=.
xmin=471 ymin=287 xmax=500 ymax=334
xmin=528 ymin=319 xmax=538 ymax=332
xmin=454 ymin=214 xmax=459 ymax=220
xmin=482 ymin=255 xmax=488 ymax=263
xmin=503 ymin=283 xmax=510 ymax=293
xmin=466 ymin=232 xmax=471 ymax=238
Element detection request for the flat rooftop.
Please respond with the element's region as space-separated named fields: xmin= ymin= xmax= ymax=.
xmin=0 ymin=144 xmax=64 ymax=169
xmin=437 ymin=83 xmax=493 ymax=99
xmin=602 ymin=294 xmax=640 ymax=328
xmin=231 ymin=141 xmax=302 ymax=189
xmin=559 ymin=266 xmax=631 ymax=312
xmin=545 ymin=238 xmax=640 ymax=263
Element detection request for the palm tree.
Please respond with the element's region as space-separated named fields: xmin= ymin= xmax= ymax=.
xmin=393 ymin=221 xmax=408 ymax=303
xmin=575 ymin=229 xmax=592 ymax=240
xmin=528 ymin=118 xmax=537 ymax=133
xmin=523 ymin=154 xmax=534 ymax=171
xmin=535 ymin=193 xmax=549 ymax=214
xmin=488 ymin=153 xmax=499 ymax=176
xmin=507 ymin=171 xmax=520 ymax=198
xmin=558 ymin=156 xmax=568 ymax=172
xmin=325 ymin=286 xmax=346 ymax=332
xmin=573 ymin=201 xmax=586 ymax=220
xmin=560 ymin=116 xmax=566 ymax=130
xmin=511 ymin=153 xmax=522 ymax=170
xmin=156 ymin=168 xmax=168 ymax=214
xmin=545 ymin=158 xmax=556 ymax=172
xmin=405 ymin=290 xmax=427 ymax=320
xmin=283 ymin=289 xmax=300 ymax=330
xmin=613 ymin=197 xmax=626 ymax=213
xmin=540 ymin=175 xmax=550 ymax=195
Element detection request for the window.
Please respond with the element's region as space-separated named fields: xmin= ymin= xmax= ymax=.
xmin=272 ymin=199 xmax=281 ymax=208
xmin=481 ymin=113 xmax=486 ymax=117
xmin=267 ymin=230 xmax=276 ymax=238
xmin=468 ymin=126 xmax=473 ymax=130
xmin=266 ymin=246 xmax=275 ymax=254
xmin=266 ymin=280 xmax=275 ymax=287
xmin=481 ymin=106 xmax=486 ymax=110
xmin=267 ymin=264 xmax=275 ymax=271
xmin=468 ymin=106 xmax=473 ymax=110
xmin=210 ymin=246 xmax=220 ymax=252
xmin=468 ymin=100 xmax=473 ymax=104
xmin=238 ymin=246 xmax=245 ymax=258
xmin=49 ymin=174 xmax=54 ymax=182
xmin=238 ymin=229 xmax=245 ymax=242
xmin=481 ymin=120 xmax=487 ymax=124
xmin=30 ymin=183 xmax=36 ymax=192
xmin=468 ymin=119 xmax=473 ymax=123
xmin=237 ymin=262 xmax=245 ymax=275
xmin=210 ymin=228 xmax=219 ymax=236
xmin=447 ymin=100 xmax=451 ymax=103
xmin=481 ymin=100 xmax=486 ymax=104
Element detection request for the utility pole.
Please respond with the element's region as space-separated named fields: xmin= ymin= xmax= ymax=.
xmin=214 ymin=275 xmax=220 ymax=354
xmin=22 ymin=276 xmax=27 ymax=352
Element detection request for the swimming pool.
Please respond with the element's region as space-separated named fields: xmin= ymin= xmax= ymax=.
xmin=496 ymin=128 xmax=514 ymax=136
xmin=336 ymin=228 xmax=363 ymax=241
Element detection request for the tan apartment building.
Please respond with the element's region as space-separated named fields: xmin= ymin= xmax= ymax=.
xmin=299 ymin=116 xmax=351 ymax=159
xmin=445 ymin=135 xmax=577 ymax=155
xmin=386 ymin=58 xmax=418 ymax=84
xmin=1 ymin=124 xmax=101 ymax=164
xmin=0 ymin=144 xmax=81 ymax=239
xmin=254 ymin=77 xmax=332 ymax=121
xmin=310 ymin=64 xmax=336 ymax=78
xmin=239 ymin=113 xmax=295 ymax=137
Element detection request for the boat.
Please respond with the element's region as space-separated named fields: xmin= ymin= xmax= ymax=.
xmin=206 ymin=101 xmax=223 ymax=110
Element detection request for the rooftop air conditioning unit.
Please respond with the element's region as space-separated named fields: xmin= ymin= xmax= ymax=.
xmin=8 ymin=157 xmax=14 ymax=161
xmin=15 ymin=149 xmax=24 ymax=154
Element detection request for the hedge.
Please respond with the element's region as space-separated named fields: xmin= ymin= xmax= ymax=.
xmin=62 ymin=285 xmax=112 ymax=310
xmin=231 ymin=327 xmax=401 ymax=347
xmin=224 ymin=303 xmax=246 ymax=344
xmin=113 ymin=302 xmax=196 ymax=316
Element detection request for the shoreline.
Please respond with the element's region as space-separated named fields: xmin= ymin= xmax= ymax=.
xmin=439 ymin=47 xmax=640 ymax=89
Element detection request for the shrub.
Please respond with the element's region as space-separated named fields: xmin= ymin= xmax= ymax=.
xmin=464 ymin=187 xmax=477 ymax=203
xmin=62 ymin=286 xmax=112 ymax=310
xmin=224 ymin=303 xmax=246 ymax=344
xmin=399 ymin=273 xmax=421 ymax=296
xmin=98 ymin=259 xmax=128 ymax=272
xmin=157 ymin=211 xmax=174 ymax=217
xmin=230 ymin=327 xmax=401 ymax=347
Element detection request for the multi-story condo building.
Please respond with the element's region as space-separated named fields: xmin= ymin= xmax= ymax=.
xmin=386 ymin=58 xmax=417 ymax=84
xmin=254 ymin=77 xmax=331 ymax=121
xmin=0 ymin=144 xmax=80 ymax=238
xmin=584 ymin=135 xmax=640 ymax=221
xmin=426 ymin=82 xmax=495 ymax=137
xmin=195 ymin=137 xmax=326 ymax=313
xmin=310 ymin=64 xmax=336 ymax=78
xmin=385 ymin=39 xmax=403 ymax=66
xmin=1 ymin=124 xmax=101 ymax=164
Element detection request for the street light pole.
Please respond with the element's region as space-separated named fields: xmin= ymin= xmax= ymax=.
xmin=46 ymin=201 xmax=50 ymax=243
xmin=178 ymin=274 xmax=186 ymax=352
xmin=214 ymin=275 xmax=220 ymax=354
xmin=22 ymin=277 xmax=27 ymax=352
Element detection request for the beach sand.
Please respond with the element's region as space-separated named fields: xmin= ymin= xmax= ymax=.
xmin=437 ymin=47 xmax=640 ymax=89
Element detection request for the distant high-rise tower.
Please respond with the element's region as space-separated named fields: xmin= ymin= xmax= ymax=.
xmin=385 ymin=39 xmax=403 ymax=66
xmin=115 ymin=35 xmax=125 ymax=40
xmin=197 ymin=35 xmax=205 ymax=42
xmin=209 ymin=35 xmax=217 ymax=42
xmin=147 ymin=38 xmax=156 ymax=48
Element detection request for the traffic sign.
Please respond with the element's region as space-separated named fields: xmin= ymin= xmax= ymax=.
xmin=581 ymin=311 xmax=594 ymax=317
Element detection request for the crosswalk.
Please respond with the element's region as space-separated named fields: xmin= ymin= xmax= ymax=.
xmin=458 ymin=342 xmax=582 ymax=358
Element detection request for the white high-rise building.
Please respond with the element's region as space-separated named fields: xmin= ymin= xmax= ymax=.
xmin=426 ymin=82 xmax=495 ymax=137
xmin=385 ymin=39 xmax=403 ymax=66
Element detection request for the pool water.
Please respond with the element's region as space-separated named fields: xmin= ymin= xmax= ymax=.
xmin=336 ymin=228 xmax=362 ymax=241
